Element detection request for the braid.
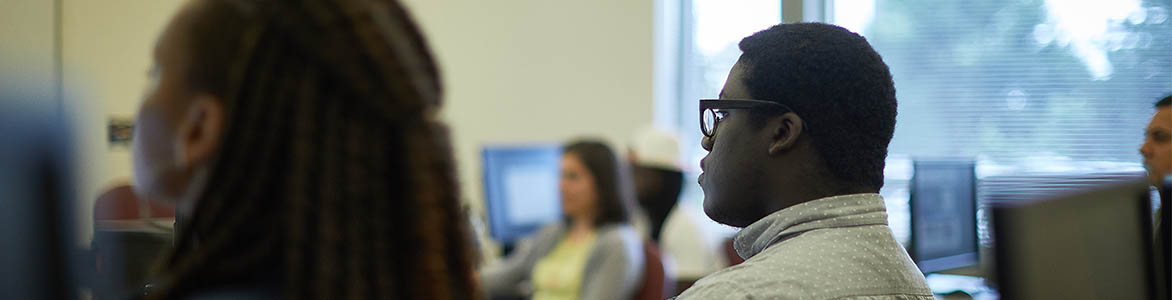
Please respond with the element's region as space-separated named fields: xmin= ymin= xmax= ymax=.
xmin=149 ymin=0 xmax=480 ymax=299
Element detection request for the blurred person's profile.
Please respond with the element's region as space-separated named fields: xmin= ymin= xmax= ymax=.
xmin=133 ymin=0 xmax=480 ymax=299
xmin=1142 ymin=95 xmax=1171 ymax=188
xmin=1144 ymin=95 xmax=1170 ymax=250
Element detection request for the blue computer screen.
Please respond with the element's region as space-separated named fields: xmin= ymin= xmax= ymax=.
xmin=482 ymin=144 xmax=563 ymax=244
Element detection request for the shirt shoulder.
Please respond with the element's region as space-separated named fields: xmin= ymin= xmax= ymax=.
xmin=680 ymin=227 xmax=932 ymax=300
xmin=676 ymin=257 xmax=817 ymax=299
xmin=836 ymin=294 xmax=937 ymax=300
xmin=675 ymin=275 xmax=754 ymax=299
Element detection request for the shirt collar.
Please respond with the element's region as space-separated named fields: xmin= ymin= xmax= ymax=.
xmin=733 ymin=193 xmax=890 ymax=259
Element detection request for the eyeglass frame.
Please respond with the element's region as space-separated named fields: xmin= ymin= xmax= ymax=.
xmin=699 ymin=99 xmax=804 ymax=138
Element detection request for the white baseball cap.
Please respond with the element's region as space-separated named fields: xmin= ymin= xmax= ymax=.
xmin=630 ymin=126 xmax=681 ymax=171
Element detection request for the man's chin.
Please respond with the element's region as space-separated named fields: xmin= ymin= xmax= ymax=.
xmin=702 ymin=199 xmax=751 ymax=228
xmin=1151 ymin=171 xmax=1170 ymax=187
xmin=701 ymin=197 xmax=727 ymax=224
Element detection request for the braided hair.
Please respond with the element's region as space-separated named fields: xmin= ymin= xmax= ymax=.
xmin=147 ymin=0 xmax=479 ymax=299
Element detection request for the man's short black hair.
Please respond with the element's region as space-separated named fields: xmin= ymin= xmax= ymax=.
xmin=738 ymin=23 xmax=897 ymax=190
xmin=1158 ymin=94 xmax=1171 ymax=107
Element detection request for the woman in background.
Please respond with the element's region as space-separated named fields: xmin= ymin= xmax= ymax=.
xmin=131 ymin=0 xmax=479 ymax=299
xmin=481 ymin=140 xmax=645 ymax=300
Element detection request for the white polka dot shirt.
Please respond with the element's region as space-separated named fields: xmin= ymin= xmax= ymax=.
xmin=677 ymin=194 xmax=933 ymax=300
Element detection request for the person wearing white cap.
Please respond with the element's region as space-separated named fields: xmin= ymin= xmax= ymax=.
xmin=628 ymin=126 xmax=685 ymax=241
xmin=629 ymin=126 xmax=728 ymax=294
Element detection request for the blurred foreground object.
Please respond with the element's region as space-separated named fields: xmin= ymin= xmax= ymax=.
xmin=993 ymin=178 xmax=1160 ymax=299
xmin=0 ymin=83 xmax=80 ymax=299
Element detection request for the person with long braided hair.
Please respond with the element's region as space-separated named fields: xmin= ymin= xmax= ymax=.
xmin=129 ymin=0 xmax=479 ymax=299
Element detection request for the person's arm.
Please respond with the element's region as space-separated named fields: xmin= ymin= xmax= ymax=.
xmin=579 ymin=227 xmax=644 ymax=300
xmin=478 ymin=225 xmax=560 ymax=299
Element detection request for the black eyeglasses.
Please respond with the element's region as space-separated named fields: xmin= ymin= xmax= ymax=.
xmin=699 ymin=99 xmax=799 ymax=137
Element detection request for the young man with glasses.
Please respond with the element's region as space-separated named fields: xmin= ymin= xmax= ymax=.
xmin=676 ymin=23 xmax=932 ymax=299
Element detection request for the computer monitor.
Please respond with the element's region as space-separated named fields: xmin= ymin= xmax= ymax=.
xmin=482 ymin=144 xmax=563 ymax=244
xmin=993 ymin=179 xmax=1155 ymax=300
xmin=909 ymin=160 xmax=978 ymax=273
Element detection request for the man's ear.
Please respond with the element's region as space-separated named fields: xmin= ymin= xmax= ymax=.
xmin=173 ymin=93 xmax=225 ymax=169
xmin=767 ymin=113 xmax=805 ymax=156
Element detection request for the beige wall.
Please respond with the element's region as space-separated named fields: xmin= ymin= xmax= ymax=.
xmin=53 ymin=0 xmax=654 ymax=245
xmin=400 ymin=0 xmax=656 ymax=214
xmin=61 ymin=0 xmax=186 ymax=245
xmin=0 ymin=0 xmax=56 ymax=103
